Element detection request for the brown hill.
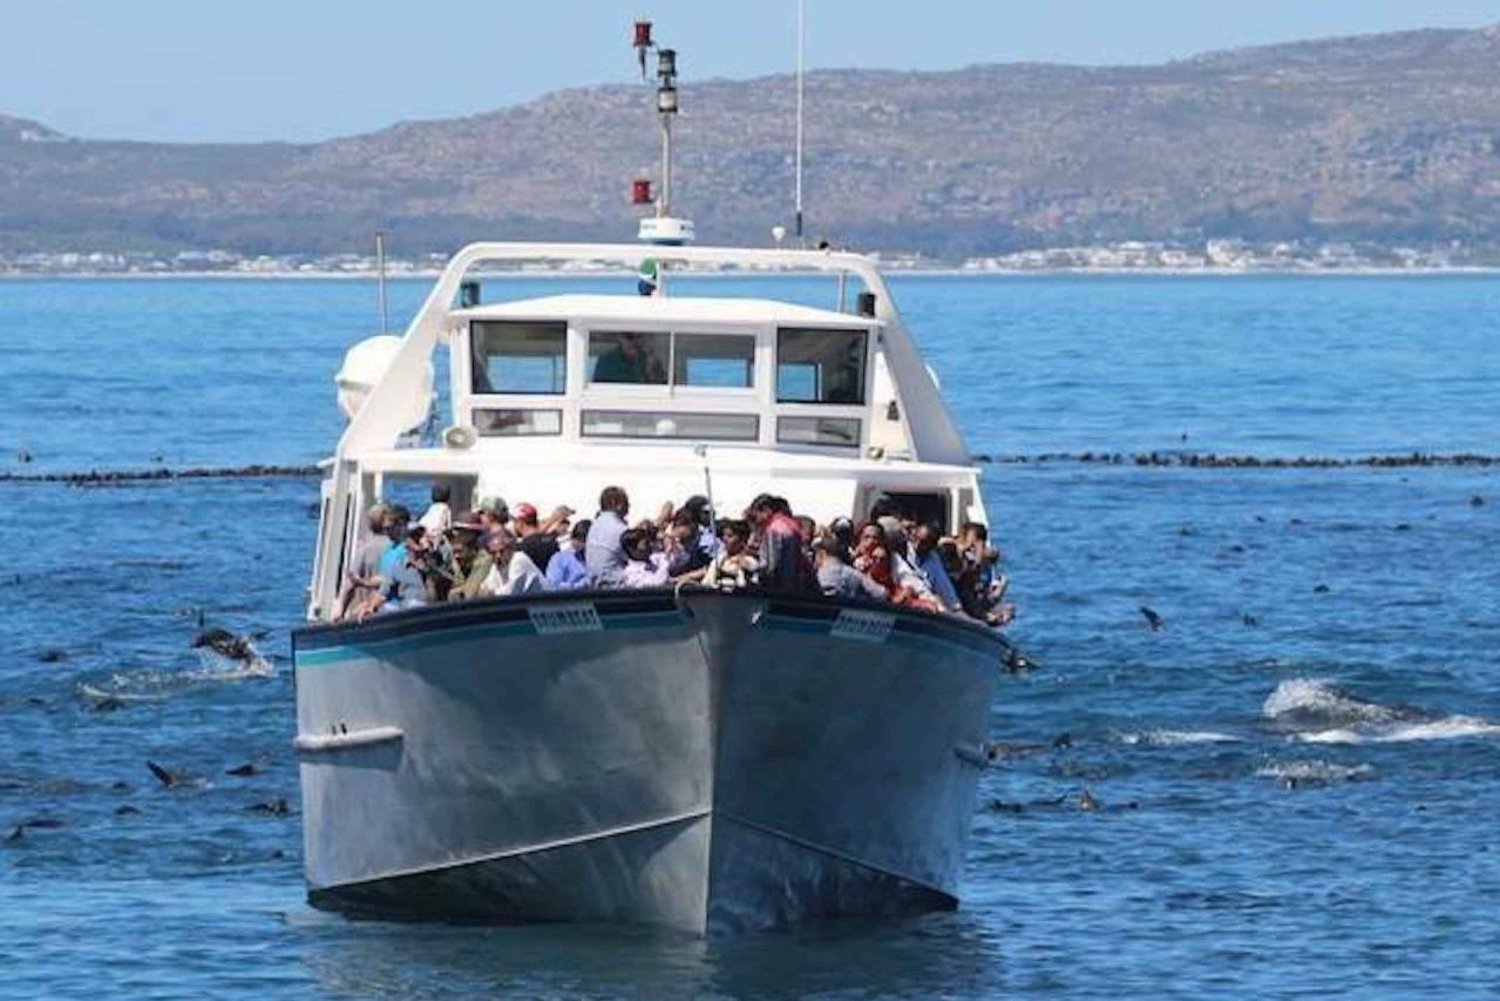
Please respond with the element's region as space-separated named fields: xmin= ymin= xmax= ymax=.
xmin=4 ymin=24 xmax=1500 ymax=257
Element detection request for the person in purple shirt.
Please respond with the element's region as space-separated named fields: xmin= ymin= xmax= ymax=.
xmin=546 ymin=519 xmax=592 ymax=590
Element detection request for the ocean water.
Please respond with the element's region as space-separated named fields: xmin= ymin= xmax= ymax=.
xmin=2 ymin=274 xmax=1498 ymax=999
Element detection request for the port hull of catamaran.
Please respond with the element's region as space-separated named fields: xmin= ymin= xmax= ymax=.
xmin=293 ymin=588 xmax=1002 ymax=935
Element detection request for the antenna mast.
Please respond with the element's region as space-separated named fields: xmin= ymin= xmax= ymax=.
xmin=795 ymin=0 xmax=805 ymax=245
xmin=631 ymin=20 xmax=694 ymax=253
xmin=374 ymin=230 xmax=389 ymax=333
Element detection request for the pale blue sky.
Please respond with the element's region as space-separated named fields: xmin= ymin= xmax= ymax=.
xmin=3 ymin=0 xmax=1495 ymax=142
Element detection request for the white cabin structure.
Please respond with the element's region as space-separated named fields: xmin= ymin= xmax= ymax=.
xmin=307 ymin=242 xmax=983 ymax=620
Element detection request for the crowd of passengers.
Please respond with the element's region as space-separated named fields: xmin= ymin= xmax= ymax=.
xmin=335 ymin=484 xmax=1014 ymax=627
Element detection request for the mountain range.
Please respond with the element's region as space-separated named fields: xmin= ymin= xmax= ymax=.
xmin=4 ymin=23 xmax=1500 ymax=259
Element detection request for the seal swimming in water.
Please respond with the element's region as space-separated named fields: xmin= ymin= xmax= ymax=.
xmin=191 ymin=626 xmax=256 ymax=662
xmin=1139 ymin=606 xmax=1165 ymax=631
xmin=146 ymin=761 xmax=187 ymax=789
xmin=190 ymin=608 xmax=269 ymax=663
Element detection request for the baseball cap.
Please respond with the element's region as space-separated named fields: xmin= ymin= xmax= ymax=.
xmin=476 ymin=496 xmax=508 ymax=516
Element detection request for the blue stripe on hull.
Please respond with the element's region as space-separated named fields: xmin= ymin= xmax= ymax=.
xmin=296 ymin=610 xmax=682 ymax=666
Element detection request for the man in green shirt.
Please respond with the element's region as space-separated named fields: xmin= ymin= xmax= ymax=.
xmin=592 ymin=332 xmax=663 ymax=384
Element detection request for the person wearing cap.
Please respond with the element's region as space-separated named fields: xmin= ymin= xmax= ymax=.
xmin=514 ymin=502 xmax=572 ymax=573
xmin=814 ymin=534 xmax=888 ymax=602
xmin=480 ymin=527 xmax=547 ymax=597
xmin=586 ymin=486 xmax=631 ymax=587
xmin=446 ymin=511 xmax=492 ymax=601
xmin=475 ymin=496 xmax=510 ymax=531
xmin=546 ymin=519 xmax=592 ymax=590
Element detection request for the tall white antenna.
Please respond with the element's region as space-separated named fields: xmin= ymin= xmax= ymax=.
xmin=375 ymin=230 xmax=389 ymax=332
xmin=794 ymin=0 xmax=805 ymax=245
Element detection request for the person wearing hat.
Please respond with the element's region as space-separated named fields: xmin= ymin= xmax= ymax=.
xmin=546 ymin=519 xmax=592 ymax=590
xmin=475 ymin=496 xmax=510 ymax=532
xmin=514 ymin=502 xmax=573 ymax=573
xmin=446 ymin=511 xmax=492 ymax=601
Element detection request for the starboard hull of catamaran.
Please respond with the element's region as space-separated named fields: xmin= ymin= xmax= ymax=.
xmin=293 ymin=589 xmax=1001 ymax=935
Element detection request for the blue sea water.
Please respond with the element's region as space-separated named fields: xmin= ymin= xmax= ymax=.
xmin=2 ymin=274 xmax=1498 ymax=999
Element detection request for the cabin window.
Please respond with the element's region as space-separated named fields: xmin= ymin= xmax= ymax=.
xmin=581 ymin=410 xmax=759 ymax=441
xmin=673 ymin=334 xmax=755 ymax=388
xmin=776 ymin=328 xmax=868 ymax=405
xmin=777 ymin=416 xmax=862 ymax=448
xmin=588 ymin=331 xmax=670 ymax=385
xmin=473 ymin=408 xmax=563 ymax=437
xmin=471 ymin=321 xmax=567 ymax=395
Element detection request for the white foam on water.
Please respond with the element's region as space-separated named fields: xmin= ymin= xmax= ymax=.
xmin=188 ymin=651 xmax=276 ymax=680
xmin=76 ymin=683 xmax=165 ymax=703
xmin=1256 ymin=760 xmax=1374 ymax=783
xmin=103 ymin=650 xmax=277 ymax=692
xmin=1267 ymin=678 xmax=1499 ymax=745
xmin=1291 ymin=728 xmax=1364 ymax=745
xmin=1262 ymin=678 xmax=1400 ymax=725
xmin=1297 ymin=716 xmax=1500 ymax=745
xmin=1120 ymin=729 xmax=1242 ymax=746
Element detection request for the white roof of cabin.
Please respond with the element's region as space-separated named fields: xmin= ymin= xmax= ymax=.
xmin=451 ymin=294 xmax=874 ymax=329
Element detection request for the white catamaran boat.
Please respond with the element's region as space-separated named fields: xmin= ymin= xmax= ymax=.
xmin=293 ymin=25 xmax=1005 ymax=935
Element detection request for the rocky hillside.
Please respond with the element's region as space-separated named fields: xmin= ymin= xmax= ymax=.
xmin=4 ymin=24 xmax=1500 ymax=257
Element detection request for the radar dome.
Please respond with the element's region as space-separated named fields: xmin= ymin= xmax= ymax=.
xmin=335 ymin=335 xmax=434 ymax=431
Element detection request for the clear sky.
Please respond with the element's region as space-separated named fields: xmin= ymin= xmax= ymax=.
xmin=3 ymin=0 xmax=1495 ymax=143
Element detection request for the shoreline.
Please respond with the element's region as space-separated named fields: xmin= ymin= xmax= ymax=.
xmin=4 ymin=265 xmax=1500 ymax=281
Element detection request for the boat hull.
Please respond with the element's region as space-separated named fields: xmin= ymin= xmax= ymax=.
xmin=293 ymin=589 xmax=1001 ymax=935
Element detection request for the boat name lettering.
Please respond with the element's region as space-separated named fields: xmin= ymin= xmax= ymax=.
xmin=830 ymin=609 xmax=895 ymax=643
xmin=528 ymin=603 xmax=604 ymax=635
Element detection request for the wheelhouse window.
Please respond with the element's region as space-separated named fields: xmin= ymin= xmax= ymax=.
xmin=776 ymin=328 xmax=868 ymax=405
xmin=588 ymin=331 xmax=669 ymax=385
xmin=471 ymin=321 xmax=567 ymax=395
xmin=777 ymin=415 xmax=862 ymax=448
xmin=473 ymin=408 xmax=563 ymax=437
xmin=582 ymin=410 xmax=759 ymax=441
xmin=674 ymin=334 xmax=755 ymax=388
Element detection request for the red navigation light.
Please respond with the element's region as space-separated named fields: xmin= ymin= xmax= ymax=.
xmin=631 ymin=178 xmax=653 ymax=205
xmin=633 ymin=20 xmax=652 ymax=47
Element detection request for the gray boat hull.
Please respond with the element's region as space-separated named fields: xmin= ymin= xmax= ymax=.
xmin=293 ymin=589 xmax=1001 ymax=935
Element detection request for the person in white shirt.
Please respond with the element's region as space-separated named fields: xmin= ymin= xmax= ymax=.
xmin=619 ymin=528 xmax=671 ymax=588
xmin=480 ymin=527 xmax=548 ymax=597
xmin=417 ymin=483 xmax=453 ymax=536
